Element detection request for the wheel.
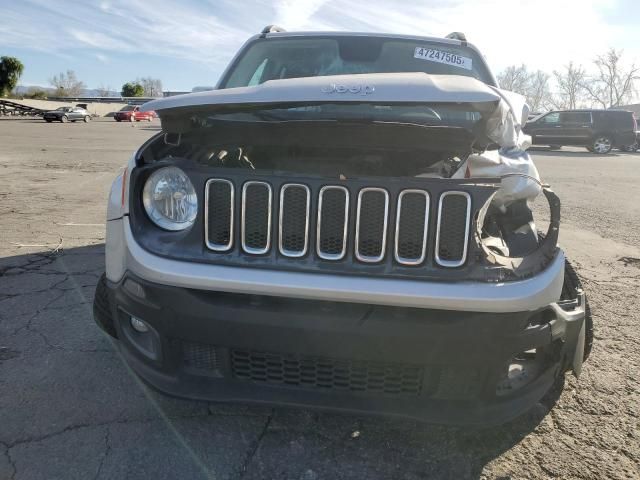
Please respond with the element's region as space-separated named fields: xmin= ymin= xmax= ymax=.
xmin=84 ymin=115 xmax=90 ymax=123
xmin=561 ymin=259 xmax=594 ymax=361
xmin=548 ymin=145 xmax=562 ymax=150
xmin=592 ymin=135 xmax=612 ymax=154
xmin=61 ymin=115 xmax=68 ymax=123
xmin=116 ymin=118 xmax=121 ymax=122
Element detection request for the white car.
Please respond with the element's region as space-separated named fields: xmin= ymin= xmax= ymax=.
xmin=94 ymin=26 xmax=591 ymax=425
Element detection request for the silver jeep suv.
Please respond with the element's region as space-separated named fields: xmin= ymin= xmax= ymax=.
xmin=94 ymin=26 xmax=591 ymax=425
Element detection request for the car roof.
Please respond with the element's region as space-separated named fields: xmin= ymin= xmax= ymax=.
xmin=261 ymin=30 xmax=468 ymax=48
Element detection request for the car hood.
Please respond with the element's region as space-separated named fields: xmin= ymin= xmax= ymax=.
xmin=142 ymin=72 xmax=531 ymax=152
xmin=141 ymin=72 xmax=502 ymax=113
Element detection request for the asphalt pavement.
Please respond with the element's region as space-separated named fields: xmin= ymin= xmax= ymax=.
xmin=1 ymin=118 xmax=639 ymax=479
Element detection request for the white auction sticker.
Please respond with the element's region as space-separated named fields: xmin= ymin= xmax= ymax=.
xmin=414 ymin=47 xmax=472 ymax=70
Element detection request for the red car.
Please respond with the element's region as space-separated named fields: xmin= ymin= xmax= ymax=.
xmin=114 ymin=105 xmax=156 ymax=122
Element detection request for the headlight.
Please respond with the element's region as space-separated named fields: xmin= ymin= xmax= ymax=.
xmin=142 ymin=166 xmax=197 ymax=231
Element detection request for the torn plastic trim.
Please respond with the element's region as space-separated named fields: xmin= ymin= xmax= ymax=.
xmin=476 ymin=187 xmax=560 ymax=279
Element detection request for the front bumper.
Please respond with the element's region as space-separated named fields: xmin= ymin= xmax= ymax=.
xmin=106 ymin=217 xmax=566 ymax=314
xmin=96 ymin=271 xmax=585 ymax=426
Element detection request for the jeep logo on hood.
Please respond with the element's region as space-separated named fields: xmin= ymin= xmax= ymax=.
xmin=321 ymin=84 xmax=375 ymax=95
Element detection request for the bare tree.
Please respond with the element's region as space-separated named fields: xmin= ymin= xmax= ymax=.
xmin=96 ymin=84 xmax=112 ymax=97
xmin=497 ymin=65 xmax=553 ymax=111
xmin=582 ymin=49 xmax=639 ymax=108
xmin=136 ymin=77 xmax=163 ymax=97
xmin=497 ymin=65 xmax=530 ymax=93
xmin=552 ymin=62 xmax=586 ymax=109
xmin=49 ymin=70 xmax=86 ymax=97
xmin=526 ymin=70 xmax=552 ymax=112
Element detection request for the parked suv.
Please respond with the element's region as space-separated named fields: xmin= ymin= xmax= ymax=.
xmin=94 ymin=27 xmax=591 ymax=425
xmin=524 ymin=109 xmax=636 ymax=153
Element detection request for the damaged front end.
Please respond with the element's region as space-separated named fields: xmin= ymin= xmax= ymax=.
xmin=136 ymin=73 xmax=561 ymax=283
xmin=96 ymin=72 xmax=588 ymax=423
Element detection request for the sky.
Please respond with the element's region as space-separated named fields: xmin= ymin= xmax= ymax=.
xmin=1 ymin=0 xmax=639 ymax=92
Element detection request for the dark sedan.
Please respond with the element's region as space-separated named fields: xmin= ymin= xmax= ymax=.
xmin=43 ymin=106 xmax=91 ymax=123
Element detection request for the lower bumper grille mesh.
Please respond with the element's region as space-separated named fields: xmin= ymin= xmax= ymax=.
xmin=230 ymin=348 xmax=423 ymax=396
xmin=182 ymin=341 xmax=220 ymax=373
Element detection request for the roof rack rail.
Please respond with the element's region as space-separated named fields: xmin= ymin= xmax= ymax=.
xmin=260 ymin=25 xmax=286 ymax=36
xmin=445 ymin=32 xmax=467 ymax=45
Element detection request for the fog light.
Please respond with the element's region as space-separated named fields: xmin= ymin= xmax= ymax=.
xmin=496 ymin=349 xmax=541 ymax=396
xmin=130 ymin=317 xmax=149 ymax=333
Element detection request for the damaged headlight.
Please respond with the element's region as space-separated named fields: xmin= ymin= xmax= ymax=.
xmin=142 ymin=166 xmax=197 ymax=231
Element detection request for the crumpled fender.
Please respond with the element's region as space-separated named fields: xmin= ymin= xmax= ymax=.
xmin=453 ymin=88 xmax=540 ymax=211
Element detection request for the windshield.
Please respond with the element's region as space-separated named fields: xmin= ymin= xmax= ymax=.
xmin=55 ymin=107 xmax=71 ymax=111
xmin=220 ymin=36 xmax=494 ymax=88
xmin=121 ymin=105 xmax=136 ymax=111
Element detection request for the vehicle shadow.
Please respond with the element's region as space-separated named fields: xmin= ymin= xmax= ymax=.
xmin=0 ymin=243 xmax=565 ymax=479
xmin=0 ymin=117 xmax=46 ymax=123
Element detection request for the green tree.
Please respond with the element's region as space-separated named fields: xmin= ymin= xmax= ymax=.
xmin=0 ymin=56 xmax=25 ymax=97
xmin=121 ymin=82 xmax=144 ymax=97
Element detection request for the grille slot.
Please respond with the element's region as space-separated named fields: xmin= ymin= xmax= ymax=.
xmin=316 ymin=186 xmax=349 ymax=260
xmin=435 ymin=192 xmax=471 ymax=267
xmin=279 ymin=184 xmax=310 ymax=257
xmin=231 ymin=349 xmax=423 ymax=396
xmin=182 ymin=341 xmax=221 ymax=375
xmin=395 ymin=190 xmax=429 ymax=265
xmin=205 ymin=179 xmax=234 ymax=251
xmin=241 ymin=181 xmax=272 ymax=254
xmin=355 ymin=188 xmax=389 ymax=263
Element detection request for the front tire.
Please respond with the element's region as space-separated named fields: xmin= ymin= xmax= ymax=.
xmin=61 ymin=115 xmax=68 ymax=123
xmin=592 ymin=136 xmax=613 ymax=154
xmin=84 ymin=115 xmax=90 ymax=123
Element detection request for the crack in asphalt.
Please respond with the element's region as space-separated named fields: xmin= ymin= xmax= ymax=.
xmin=0 ymin=441 xmax=17 ymax=480
xmin=238 ymin=410 xmax=274 ymax=480
xmin=93 ymin=426 xmax=111 ymax=480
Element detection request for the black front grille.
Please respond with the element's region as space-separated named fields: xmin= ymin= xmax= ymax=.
xmin=182 ymin=341 xmax=221 ymax=374
xmin=317 ymin=187 xmax=348 ymax=259
xmin=205 ymin=179 xmax=233 ymax=251
xmin=231 ymin=348 xmax=423 ymax=396
xmin=242 ymin=182 xmax=271 ymax=253
xmin=396 ymin=191 xmax=429 ymax=264
xmin=436 ymin=193 xmax=470 ymax=266
xmin=202 ymin=174 xmax=482 ymax=272
xmin=279 ymin=184 xmax=309 ymax=256
xmin=356 ymin=189 xmax=388 ymax=262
